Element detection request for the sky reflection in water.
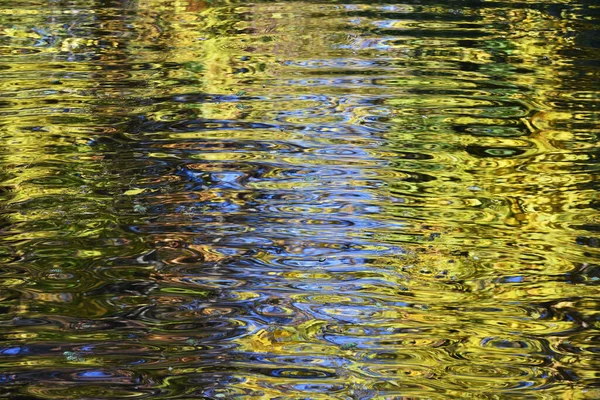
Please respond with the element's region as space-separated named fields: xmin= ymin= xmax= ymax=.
xmin=0 ymin=0 xmax=599 ymax=398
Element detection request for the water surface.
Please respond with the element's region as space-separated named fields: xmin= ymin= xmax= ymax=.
xmin=0 ymin=0 xmax=599 ymax=398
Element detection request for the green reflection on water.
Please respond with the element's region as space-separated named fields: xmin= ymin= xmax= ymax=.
xmin=0 ymin=0 xmax=599 ymax=398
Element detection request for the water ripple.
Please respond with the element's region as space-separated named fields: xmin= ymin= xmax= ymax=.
xmin=0 ymin=0 xmax=599 ymax=398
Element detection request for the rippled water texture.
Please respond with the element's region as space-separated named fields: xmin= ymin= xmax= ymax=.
xmin=1 ymin=0 xmax=599 ymax=398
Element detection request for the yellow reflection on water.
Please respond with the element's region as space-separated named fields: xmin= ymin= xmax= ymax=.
xmin=0 ymin=0 xmax=598 ymax=398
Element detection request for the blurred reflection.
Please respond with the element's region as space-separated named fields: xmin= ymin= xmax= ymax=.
xmin=0 ymin=0 xmax=598 ymax=398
